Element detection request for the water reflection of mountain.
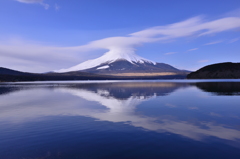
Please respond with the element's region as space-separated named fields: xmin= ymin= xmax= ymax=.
xmin=195 ymin=82 xmax=240 ymax=95
xmin=63 ymin=82 xmax=190 ymax=99
xmin=0 ymin=82 xmax=190 ymax=99
xmin=57 ymin=82 xmax=190 ymax=114
xmin=2 ymin=81 xmax=240 ymax=97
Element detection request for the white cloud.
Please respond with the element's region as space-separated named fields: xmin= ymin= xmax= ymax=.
xmin=17 ymin=0 xmax=43 ymax=2
xmin=204 ymin=40 xmax=222 ymax=45
xmin=187 ymin=48 xmax=199 ymax=52
xmin=131 ymin=16 xmax=240 ymax=38
xmin=229 ymin=38 xmax=239 ymax=43
xmin=0 ymin=38 xmax=92 ymax=72
xmin=164 ymin=52 xmax=177 ymax=55
xmin=198 ymin=60 xmax=209 ymax=63
xmin=16 ymin=0 xmax=49 ymax=9
xmin=55 ymin=3 xmax=60 ymax=11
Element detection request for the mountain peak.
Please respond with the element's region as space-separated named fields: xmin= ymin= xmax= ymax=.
xmin=56 ymin=48 xmax=156 ymax=73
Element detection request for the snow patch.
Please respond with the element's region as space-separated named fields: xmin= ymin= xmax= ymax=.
xmin=97 ymin=65 xmax=109 ymax=70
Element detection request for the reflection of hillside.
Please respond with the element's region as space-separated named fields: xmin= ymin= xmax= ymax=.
xmin=0 ymin=86 xmax=21 ymax=95
xmin=0 ymin=84 xmax=55 ymax=96
xmin=195 ymin=82 xmax=240 ymax=95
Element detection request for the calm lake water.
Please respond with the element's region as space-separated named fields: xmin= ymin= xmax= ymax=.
xmin=0 ymin=80 xmax=240 ymax=159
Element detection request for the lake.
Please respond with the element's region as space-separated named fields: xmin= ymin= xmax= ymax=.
xmin=0 ymin=80 xmax=240 ymax=159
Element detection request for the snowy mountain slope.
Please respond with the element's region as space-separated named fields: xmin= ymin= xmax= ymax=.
xmin=56 ymin=49 xmax=155 ymax=73
xmin=55 ymin=49 xmax=190 ymax=75
xmin=82 ymin=59 xmax=183 ymax=74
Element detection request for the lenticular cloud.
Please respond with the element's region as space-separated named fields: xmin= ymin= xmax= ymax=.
xmin=56 ymin=16 xmax=240 ymax=72
xmin=77 ymin=16 xmax=240 ymax=56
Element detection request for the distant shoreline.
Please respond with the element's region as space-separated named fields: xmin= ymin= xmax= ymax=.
xmin=0 ymin=74 xmax=188 ymax=82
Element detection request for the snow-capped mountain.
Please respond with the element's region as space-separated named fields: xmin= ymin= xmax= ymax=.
xmin=57 ymin=49 xmax=155 ymax=73
xmin=56 ymin=50 xmax=188 ymax=75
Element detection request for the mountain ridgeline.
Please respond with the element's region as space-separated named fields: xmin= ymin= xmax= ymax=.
xmin=0 ymin=66 xmax=188 ymax=82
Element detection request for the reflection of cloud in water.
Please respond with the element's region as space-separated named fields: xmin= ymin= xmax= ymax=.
xmin=0 ymin=82 xmax=240 ymax=142
xmin=59 ymin=88 xmax=240 ymax=141
xmin=165 ymin=103 xmax=177 ymax=108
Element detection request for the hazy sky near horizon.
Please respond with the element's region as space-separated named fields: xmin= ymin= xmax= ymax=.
xmin=0 ymin=0 xmax=240 ymax=72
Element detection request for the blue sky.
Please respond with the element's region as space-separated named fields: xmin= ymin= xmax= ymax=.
xmin=0 ymin=0 xmax=240 ymax=72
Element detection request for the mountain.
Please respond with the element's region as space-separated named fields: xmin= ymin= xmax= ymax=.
xmin=56 ymin=50 xmax=156 ymax=72
xmin=0 ymin=67 xmax=31 ymax=76
xmin=187 ymin=62 xmax=240 ymax=79
xmin=56 ymin=51 xmax=189 ymax=76
xmin=73 ymin=59 xmax=186 ymax=75
xmin=0 ymin=51 xmax=189 ymax=82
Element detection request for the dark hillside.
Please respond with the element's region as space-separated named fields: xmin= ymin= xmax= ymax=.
xmin=187 ymin=62 xmax=240 ymax=79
